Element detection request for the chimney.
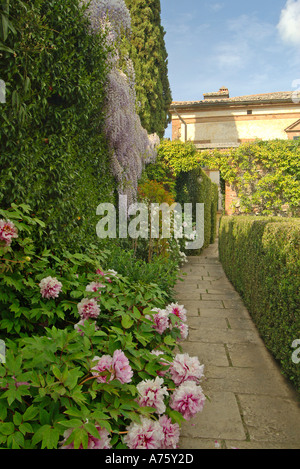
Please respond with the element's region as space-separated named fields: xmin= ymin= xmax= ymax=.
xmin=203 ymin=87 xmax=229 ymax=100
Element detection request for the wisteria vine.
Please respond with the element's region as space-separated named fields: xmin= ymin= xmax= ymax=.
xmin=82 ymin=0 xmax=159 ymax=204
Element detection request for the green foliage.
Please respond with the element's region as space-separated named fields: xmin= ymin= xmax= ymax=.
xmin=0 ymin=205 xmax=109 ymax=337
xmin=141 ymin=139 xmax=219 ymax=254
xmin=176 ymin=168 xmax=218 ymax=254
xmin=0 ymin=206 xmax=186 ymax=449
xmin=156 ymin=139 xmax=201 ymax=176
xmin=138 ymin=179 xmax=175 ymax=205
xmin=0 ymin=323 xmax=179 ymax=449
xmin=210 ymin=184 xmax=219 ymax=244
xmin=101 ymin=243 xmax=181 ymax=301
xmin=219 ymin=216 xmax=300 ymax=392
xmin=124 ymin=0 xmax=172 ymax=138
xmin=197 ymin=139 xmax=300 ymax=216
xmin=0 ymin=0 xmax=115 ymax=252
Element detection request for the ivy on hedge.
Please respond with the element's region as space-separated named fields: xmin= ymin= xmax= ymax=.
xmin=176 ymin=168 xmax=218 ymax=254
xmin=219 ymin=216 xmax=300 ymax=392
xmin=143 ymin=139 xmax=219 ymax=254
xmin=0 ymin=0 xmax=116 ymax=252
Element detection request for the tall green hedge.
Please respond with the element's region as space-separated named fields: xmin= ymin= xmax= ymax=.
xmin=0 ymin=0 xmax=116 ymax=252
xmin=210 ymin=183 xmax=219 ymax=244
xmin=219 ymin=216 xmax=300 ymax=391
xmin=175 ymin=167 xmax=218 ymax=254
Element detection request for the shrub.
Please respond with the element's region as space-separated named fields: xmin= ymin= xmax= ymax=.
xmin=0 ymin=205 xmax=207 ymax=449
xmin=83 ymin=0 xmax=159 ymax=205
xmin=0 ymin=0 xmax=115 ymax=252
xmin=210 ymin=183 xmax=219 ymax=244
xmin=197 ymin=139 xmax=300 ymax=217
xmin=176 ymin=168 xmax=218 ymax=254
xmin=219 ymin=216 xmax=300 ymax=392
xmin=138 ymin=180 xmax=175 ymax=206
xmin=101 ymin=242 xmax=181 ymax=301
xmin=142 ymin=139 xmax=219 ymax=254
xmin=130 ymin=180 xmax=186 ymax=265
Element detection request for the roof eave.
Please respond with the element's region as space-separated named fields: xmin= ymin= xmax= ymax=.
xmin=170 ymin=98 xmax=296 ymax=112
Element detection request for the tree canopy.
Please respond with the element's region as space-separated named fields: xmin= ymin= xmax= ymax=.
xmin=124 ymin=0 xmax=172 ymax=138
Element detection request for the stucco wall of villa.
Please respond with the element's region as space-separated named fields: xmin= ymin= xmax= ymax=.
xmin=187 ymin=108 xmax=299 ymax=142
xmin=170 ymin=88 xmax=300 ymax=214
xmin=172 ymin=104 xmax=300 ymax=145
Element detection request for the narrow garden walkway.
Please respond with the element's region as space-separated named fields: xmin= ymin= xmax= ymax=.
xmin=175 ymin=239 xmax=300 ymax=449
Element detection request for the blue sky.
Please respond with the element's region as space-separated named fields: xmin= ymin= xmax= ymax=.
xmin=160 ymin=0 xmax=300 ymax=138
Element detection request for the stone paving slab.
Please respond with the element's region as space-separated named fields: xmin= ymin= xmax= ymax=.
xmin=199 ymin=307 xmax=250 ymax=318
xmin=178 ymin=341 xmax=229 ymax=367
xmin=176 ymin=240 xmax=300 ymax=450
xmin=204 ymin=366 xmax=294 ymax=397
xmin=237 ymin=394 xmax=300 ymax=446
xmin=180 ymin=391 xmax=246 ymax=441
xmin=188 ymin=326 xmax=263 ymax=345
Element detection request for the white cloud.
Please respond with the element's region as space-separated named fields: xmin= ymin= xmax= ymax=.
xmin=228 ymin=14 xmax=274 ymax=41
xmin=214 ymin=42 xmax=248 ymax=70
xmin=210 ymin=3 xmax=224 ymax=12
xmin=213 ymin=14 xmax=275 ymax=72
xmin=277 ymin=0 xmax=300 ymax=46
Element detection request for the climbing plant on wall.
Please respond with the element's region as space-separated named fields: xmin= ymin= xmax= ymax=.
xmin=0 ymin=0 xmax=115 ymax=252
xmin=197 ymin=139 xmax=300 ymax=216
xmin=83 ymin=0 xmax=159 ymax=205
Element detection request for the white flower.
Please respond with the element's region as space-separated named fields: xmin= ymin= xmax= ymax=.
xmin=169 ymin=353 xmax=205 ymax=386
xmin=136 ymin=377 xmax=169 ymax=415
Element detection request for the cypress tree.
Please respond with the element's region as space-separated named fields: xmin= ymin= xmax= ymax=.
xmin=125 ymin=0 xmax=172 ymax=138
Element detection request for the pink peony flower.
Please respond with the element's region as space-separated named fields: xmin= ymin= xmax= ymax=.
xmin=39 ymin=276 xmax=62 ymax=299
xmin=166 ymin=303 xmax=187 ymax=322
xmin=178 ymin=322 xmax=189 ymax=341
xmin=0 ymin=219 xmax=18 ymax=247
xmin=169 ymin=353 xmax=204 ymax=386
xmin=146 ymin=308 xmax=170 ymax=335
xmin=124 ymin=417 xmax=164 ymax=449
xmin=61 ymin=426 xmax=111 ymax=449
xmin=86 ymin=282 xmax=105 ymax=293
xmin=112 ymin=349 xmax=133 ymax=384
xmin=136 ymin=377 xmax=169 ymax=415
xmin=170 ymin=381 xmax=206 ymax=421
xmin=77 ymin=298 xmax=100 ymax=320
xmin=91 ymin=350 xmax=133 ymax=384
xmin=91 ymin=355 xmax=114 ymax=383
xmin=96 ymin=269 xmax=118 ymax=283
xmin=158 ymin=415 xmax=180 ymax=449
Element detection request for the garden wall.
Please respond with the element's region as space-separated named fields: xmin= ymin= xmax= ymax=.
xmin=219 ymin=216 xmax=300 ymax=391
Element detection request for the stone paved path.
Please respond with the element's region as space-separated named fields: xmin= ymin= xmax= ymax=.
xmin=175 ymin=240 xmax=300 ymax=449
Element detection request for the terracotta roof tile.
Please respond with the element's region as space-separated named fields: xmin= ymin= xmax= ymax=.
xmin=171 ymin=91 xmax=294 ymax=107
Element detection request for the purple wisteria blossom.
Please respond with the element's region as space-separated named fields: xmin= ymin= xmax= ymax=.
xmin=82 ymin=0 xmax=131 ymax=40
xmin=82 ymin=0 xmax=159 ymax=204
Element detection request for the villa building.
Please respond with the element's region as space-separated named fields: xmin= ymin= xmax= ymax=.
xmin=170 ymin=88 xmax=300 ymax=214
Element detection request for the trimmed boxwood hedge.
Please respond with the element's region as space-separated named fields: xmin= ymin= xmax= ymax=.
xmin=219 ymin=216 xmax=300 ymax=392
xmin=175 ymin=167 xmax=219 ymax=254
